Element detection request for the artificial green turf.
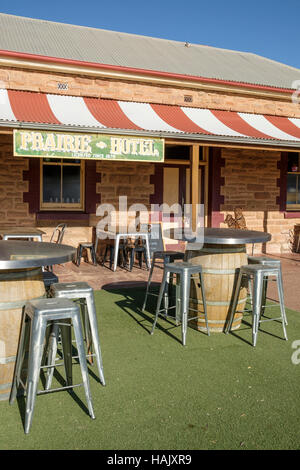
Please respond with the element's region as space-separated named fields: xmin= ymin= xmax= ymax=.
xmin=0 ymin=287 xmax=299 ymax=450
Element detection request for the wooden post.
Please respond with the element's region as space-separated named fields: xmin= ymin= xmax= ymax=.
xmin=190 ymin=144 xmax=200 ymax=232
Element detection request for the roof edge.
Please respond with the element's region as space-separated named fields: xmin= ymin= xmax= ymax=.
xmin=0 ymin=49 xmax=296 ymax=95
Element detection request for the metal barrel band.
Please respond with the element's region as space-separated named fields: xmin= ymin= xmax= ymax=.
xmin=0 ymin=267 xmax=41 ymax=280
xmin=191 ymin=316 xmax=242 ymax=325
xmin=189 ymin=296 xmax=247 ymax=306
xmin=187 ymin=246 xmax=246 ymax=255
xmin=201 ymin=268 xmax=238 ymax=275
xmin=0 ymin=355 xmax=16 ymax=365
xmin=0 ymin=294 xmax=47 ymax=310
xmin=0 ymin=382 xmax=12 ymax=391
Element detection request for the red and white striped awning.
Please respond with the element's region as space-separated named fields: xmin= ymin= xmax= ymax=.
xmin=1 ymin=89 xmax=300 ymax=147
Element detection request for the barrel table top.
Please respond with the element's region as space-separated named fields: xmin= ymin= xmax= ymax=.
xmin=184 ymin=228 xmax=271 ymax=250
xmin=0 ymin=240 xmax=76 ymax=269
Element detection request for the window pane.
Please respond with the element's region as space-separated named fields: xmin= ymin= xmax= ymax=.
xmin=62 ymin=159 xmax=81 ymax=164
xmin=287 ymin=154 xmax=299 ymax=172
xmin=287 ymin=174 xmax=297 ymax=205
xmin=43 ymin=158 xmax=62 ymax=163
xmin=62 ymin=166 xmax=81 ymax=203
xmin=297 ymin=176 xmax=300 ymax=204
xmin=43 ymin=165 xmax=61 ymax=203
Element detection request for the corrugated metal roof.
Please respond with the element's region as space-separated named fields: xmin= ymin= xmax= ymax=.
xmin=0 ymin=13 xmax=300 ymax=90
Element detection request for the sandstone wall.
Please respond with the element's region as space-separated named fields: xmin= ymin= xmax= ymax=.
xmin=0 ymin=66 xmax=299 ymax=118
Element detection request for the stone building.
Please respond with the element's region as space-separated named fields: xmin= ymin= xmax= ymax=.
xmin=0 ymin=13 xmax=300 ymax=253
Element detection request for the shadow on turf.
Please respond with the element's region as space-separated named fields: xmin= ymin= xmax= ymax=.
xmin=102 ymin=281 xmax=212 ymax=345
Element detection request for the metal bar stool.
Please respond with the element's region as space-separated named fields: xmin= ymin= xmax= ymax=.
xmin=102 ymin=241 xmax=126 ymax=269
xmin=225 ymin=264 xmax=288 ymax=346
xmin=128 ymin=240 xmax=150 ymax=271
xmin=123 ymin=237 xmax=150 ymax=271
xmin=151 ymin=261 xmax=209 ymax=346
xmin=47 ymin=282 xmax=105 ymax=389
xmin=43 ymin=271 xmax=59 ymax=296
xmin=77 ymin=242 xmax=97 ymax=266
xmin=247 ymin=256 xmax=287 ymax=324
xmin=142 ymin=251 xmax=185 ymax=313
xmin=9 ymin=298 xmax=95 ymax=434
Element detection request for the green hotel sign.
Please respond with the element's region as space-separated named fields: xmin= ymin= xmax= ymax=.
xmin=13 ymin=130 xmax=164 ymax=162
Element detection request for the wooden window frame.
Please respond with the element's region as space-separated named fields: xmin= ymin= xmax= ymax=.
xmin=286 ymin=153 xmax=300 ymax=211
xmin=40 ymin=158 xmax=85 ymax=211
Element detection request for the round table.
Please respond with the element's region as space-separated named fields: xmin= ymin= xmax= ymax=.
xmin=180 ymin=228 xmax=271 ymax=333
xmin=0 ymin=241 xmax=76 ymax=401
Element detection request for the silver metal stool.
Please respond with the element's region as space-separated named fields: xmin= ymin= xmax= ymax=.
xmin=142 ymin=251 xmax=185 ymax=313
xmin=225 ymin=264 xmax=288 ymax=346
xmin=151 ymin=261 xmax=209 ymax=345
xmin=247 ymin=256 xmax=287 ymax=323
xmin=9 ymin=298 xmax=95 ymax=434
xmin=48 ymin=282 xmax=105 ymax=388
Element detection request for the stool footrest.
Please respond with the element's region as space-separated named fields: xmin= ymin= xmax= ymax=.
xmin=259 ymin=317 xmax=283 ymax=323
xmin=37 ymin=383 xmax=83 ymax=395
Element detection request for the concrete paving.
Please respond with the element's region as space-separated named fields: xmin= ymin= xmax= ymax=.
xmin=53 ymin=252 xmax=300 ymax=313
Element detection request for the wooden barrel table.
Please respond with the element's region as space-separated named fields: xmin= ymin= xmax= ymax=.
xmin=185 ymin=228 xmax=271 ymax=333
xmin=0 ymin=241 xmax=76 ymax=401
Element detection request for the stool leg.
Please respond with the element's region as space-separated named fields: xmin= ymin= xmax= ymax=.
xmin=248 ymin=278 xmax=253 ymax=308
xmin=252 ymin=272 xmax=263 ymax=347
xmin=151 ymin=269 xmax=168 ymax=335
xmin=142 ymin=254 xmax=156 ymax=312
xmin=129 ymin=248 xmax=135 ymax=271
xmin=181 ymin=271 xmax=191 ymax=346
xmin=109 ymin=245 xmax=114 ymax=270
xmin=138 ymin=250 xmax=142 ymax=268
xmin=10 ymin=311 xmax=29 ymax=404
xmin=199 ymin=272 xmax=210 ymax=336
xmin=72 ymin=313 xmax=95 ymax=419
xmin=278 ymin=269 xmax=288 ymax=325
xmin=60 ymin=319 xmax=73 ymax=386
xmin=85 ymin=292 xmax=106 ymax=386
xmin=163 ymin=270 xmax=171 ymax=317
xmin=77 ymin=245 xmax=83 ymax=267
xmin=276 ymin=272 xmax=288 ymax=341
xmin=91 ymin=246 xmax=97 ymax=265
xmin=175 ymin=273 xmax=181 ymax=325
xmin=261 ymin=276 xmax=268 ymax=317
xmin=78 ymin=300 xmax=93 ymax=365
xmin=45 ymin=321 xmax=60 ymax=390
xmin=24 ymin=316 xmax=47 ymax=434
xmin=225 ymin=270 xmax=243 ymax=334
xmin=102 ymin=245 xmax=108 ymax=266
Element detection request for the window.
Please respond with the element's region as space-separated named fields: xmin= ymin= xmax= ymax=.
xmin=40 ymin=158 xmax=84 ymax=210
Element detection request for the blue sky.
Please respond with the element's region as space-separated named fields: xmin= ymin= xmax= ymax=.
xmin=0 ymin=0 xmax=299 ymax=69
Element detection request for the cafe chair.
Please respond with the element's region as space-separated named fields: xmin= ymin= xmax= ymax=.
xmin=9 ymin=297 xmax=95 ymax=434
xmin=45 ymin=223 xmax=67 ymax=272
xmin=47 ymin=282 xmax=105 ymax=389
xmin=225 ymin=264 xmax=288 ymax=347
xmin=50 ymin=223 xmax=67 ymax=244
xmin=151 ymin=261 xmax=209 ymax=346
xmin=142 ymin=250 xmax=185 ymax=313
